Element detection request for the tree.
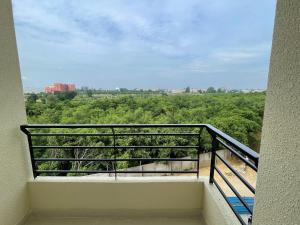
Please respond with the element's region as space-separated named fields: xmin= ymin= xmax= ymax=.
xmin=206 ymin=87 xmax=216 ymax=93
xmin=25 ymin=91 xmax=266 ymax=174
xmin=46 ymin=94 xmax=58 ymax=106
xmin=55 ymin=91 xmax=77 ymax=101
xmin=185 ymin=86 xmax=191 ymax=93
xmin=217 ymin=88 xmax=226 ymax=93
xmin=86 ymin=90 xmax=93 ymax=97
xmin=27 ymin=93 xmax=38 ymax=103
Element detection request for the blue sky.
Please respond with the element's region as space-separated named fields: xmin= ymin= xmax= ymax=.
xmin=12 ymin=0 xmax=276 ymax=90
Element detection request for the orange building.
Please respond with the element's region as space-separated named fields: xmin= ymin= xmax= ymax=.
xmin=44 ymin=83 xmax=76 ymax=93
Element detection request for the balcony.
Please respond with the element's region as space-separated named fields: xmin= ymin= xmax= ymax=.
xmin=1 ymin=1 xmax=299 ymax=225
xmin=19 ymin=124 xmax=258 ymax=225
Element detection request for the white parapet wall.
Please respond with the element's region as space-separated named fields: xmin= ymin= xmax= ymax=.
xmin=27 ymin=176 xmax=240 ymax=225
xmin=28 ymin=177 xmax=203 ymax=214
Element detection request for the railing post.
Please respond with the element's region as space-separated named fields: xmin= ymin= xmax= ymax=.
xmin=209 ymin=133 xmax=217 ymax=184
xmin=21 ymin=127 xmax=37 ymax=178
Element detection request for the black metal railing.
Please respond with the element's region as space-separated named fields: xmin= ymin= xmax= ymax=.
xmin=20 ymin=124 xmax=206 ymax=178
xmin=206 ymin=124 xmax=259 ymax=225
xmin=20 ymin=124 xmax=259 ymax=225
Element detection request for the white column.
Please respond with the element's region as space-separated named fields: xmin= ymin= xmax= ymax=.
xmin=0 ymin=0 xmax=31 ymax=224
xmin=252 ymin=1 xmax=300 ymax=225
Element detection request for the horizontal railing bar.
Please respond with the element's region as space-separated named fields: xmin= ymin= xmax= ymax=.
xmin=217 ymin=137 xmax=258 ymax=171
xmin=213 ymin=179 xmax=247 ymax=225
xmin=32 ymin=146 xmax=199 ymax=149
xmin=206 ymin=124 xmax=259 ymax=163
xmin=215 ymin=152 xmax=255 ymax=194
xmin=214 ymin=166 xmax=253 ymax=214
xmin=36 ymin=170 xmax=198 ymax=174
xmin=21 ymin=124 xmax=207 ymax=129
xmin=31 ymin=132 xmax=199 ymax=137
xmin=21 ymin=124 xmax=259 ymax=167
xmin=35 ymin=158 xmax=199 ymax=162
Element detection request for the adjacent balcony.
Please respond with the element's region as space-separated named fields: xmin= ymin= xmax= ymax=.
xmin=20 ymin=124 xmax=259 ymax=225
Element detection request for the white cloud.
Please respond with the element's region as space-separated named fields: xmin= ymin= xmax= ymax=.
xmin=183 ymin=42 xmax=271 ymax=75
xmin=214 ymin=51 xmax=257 ymax=62
xmin=12 ymin=0 xmax=275 ymax=89
xmin=212 ymin=43 xmax=271 ymax=62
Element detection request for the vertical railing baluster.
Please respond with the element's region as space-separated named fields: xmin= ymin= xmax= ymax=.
xmin=197 ymin=128 xmax=203 ymax=179
xmin=209 ymin=133 xmax=217 ymax=184
xmin=111 ymin=128 xmax=117 ymax=180
xmin=254 ymin=159 xmax=259 ymax=169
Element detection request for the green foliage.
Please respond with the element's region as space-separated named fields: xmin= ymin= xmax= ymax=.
xmin=86 ymin=90 xmax=93 ymax=97
xmin=27 ymin=93 xmax=38 ymax=103
xmin=55 ymin=91 xmax=77 ymax=101
xmin=26 ymin=92 xmax=265 ymax=175
xmin=207 ymin=87 xmax=216 ymax=93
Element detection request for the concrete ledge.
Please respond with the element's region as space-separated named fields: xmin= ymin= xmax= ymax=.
xmin=32 ymin=176 xmax=200 ymax=183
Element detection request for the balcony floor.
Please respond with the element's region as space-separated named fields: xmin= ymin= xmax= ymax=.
xmin=24 ymin=214 xmax=206 ymax=225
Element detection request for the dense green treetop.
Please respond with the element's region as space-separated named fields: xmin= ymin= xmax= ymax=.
xmin=25 ymin=92 xmax=265 ymax=175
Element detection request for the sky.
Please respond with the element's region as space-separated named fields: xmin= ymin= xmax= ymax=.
xmin=12 ymin=0 xmax=276 ymax=91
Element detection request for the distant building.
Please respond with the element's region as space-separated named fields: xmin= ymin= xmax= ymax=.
xmin=190 ymin=88 xmax=199 ymax=93
xmin=44 ymin=83 xmax=76 ymax=93
xmin=170 ymin=89 xmax=185 ymax=94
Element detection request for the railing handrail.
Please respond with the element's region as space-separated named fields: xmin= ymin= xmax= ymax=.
xmin=205 ymin=124 xmax=259 ymax=164
xmin=20 ymin=123 xmax=207 ymax=128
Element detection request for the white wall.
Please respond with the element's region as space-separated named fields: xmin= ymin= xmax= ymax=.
xmin=252 ymin=0 xmax=300 ymax=224
xmin=0 ymin=0 xmax=32 ymax=224
xmin=28 ymin=177 xmax=203 ymax=214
